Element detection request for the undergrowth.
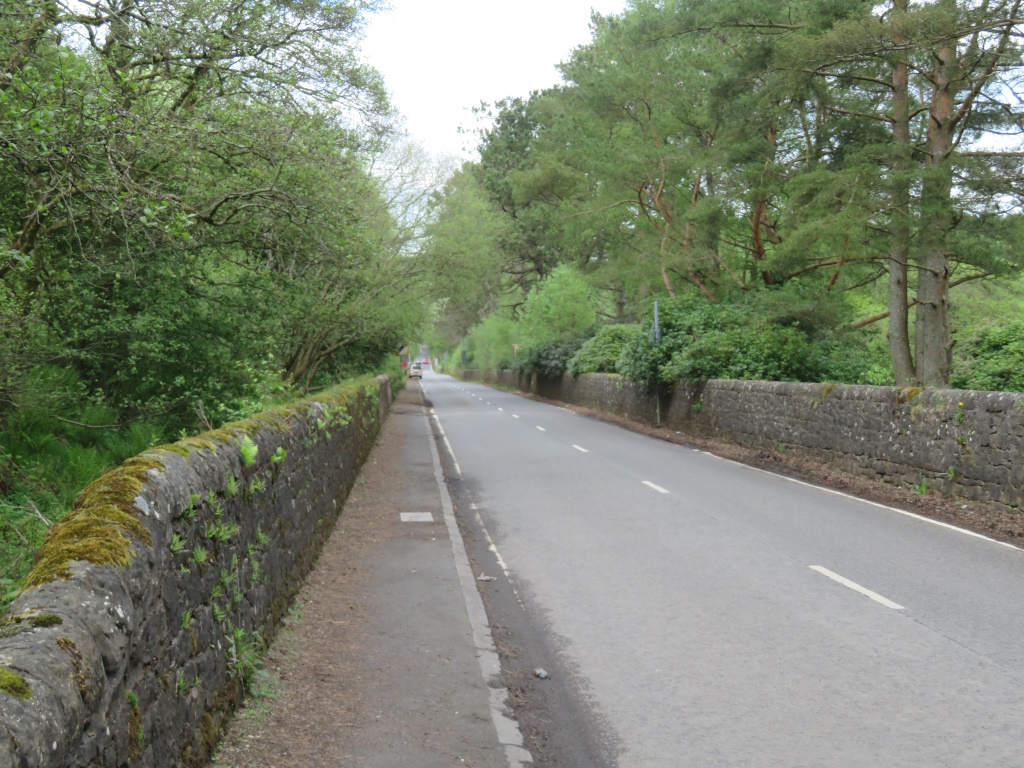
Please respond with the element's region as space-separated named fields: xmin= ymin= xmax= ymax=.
xmin=0 ymin=369 xmax=389 ymax=613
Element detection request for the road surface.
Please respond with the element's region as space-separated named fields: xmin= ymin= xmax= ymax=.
xmin=420 ymin=370 xmax=1024 ymax=768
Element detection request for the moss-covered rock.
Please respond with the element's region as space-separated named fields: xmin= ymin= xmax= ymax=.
xmin=21 ymin=457 xmax=159 ymax=591
xmin=0 ymin=611 xmax=63 ymax=638
xmin=0 ymin=667 xmax=32 ymax=700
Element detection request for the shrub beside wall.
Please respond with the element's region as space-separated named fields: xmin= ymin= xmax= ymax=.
xmin=461 ymin=370 xmax=1024 ymax=512
xmin=0 ymin=377 xmax=392 ymax=768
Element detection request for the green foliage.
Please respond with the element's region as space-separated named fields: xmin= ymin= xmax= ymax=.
xmin=225 ymin=625 xmax=267 ymax=697
xmin=462 ymin=315 xmax=518 ymax=370
xmin=238 ymin=435 xmax=258 ymax=468
xmin=270 ymin=447 xmax=287 ymax=465
xmin=617 ymin=296 xmax=889 ymax=389
xmin=514 ymin=334 xmax=592 ymax=377
xmin=951 ymin=322 xmax=1024 ymax=393
xmin=205 ymin=520 xmax=241 ymax=543
xmin=425 ymin=0 xmax=1024 ymax=389
xmin=663 ymin=324 xmax=827 ymax=383
xmin=518 ymin=266 xmax=597 ymax=345
xmin=192 ymin=546 xmax=208 ymax=567
xmin=567 ymin=325 xmax=639 ymax=376
xmin=0 ymin=0 xmax=423 ymax=600
xmin=617 ymin=297 xmax=749 ymax=391
xmin=169 ymin=533 xmax=188 ymax=557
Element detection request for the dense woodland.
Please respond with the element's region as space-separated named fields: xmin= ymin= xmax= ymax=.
xmin=3 ymin=0 xmax=1024 ymax=604
xmin=424 ymin=0 xmax=1024 ymax=397
xmin=0 ymin=0 xmax=434 ymax=605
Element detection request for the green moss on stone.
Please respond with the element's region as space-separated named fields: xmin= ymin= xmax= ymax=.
xmin=898 ymin=386 xmax=924 ymax=403
xmin=21 ymin=458 xmax=159 ymax=591
xmin=128 ymin=695 xmax=144 ymax=760
xmin=0 ymin=612 xmax=63 ymax=638
xmin=0 ymin=667 xmax=31 ymax=700
xmin=0 ymin=624 xmax=30 ymax=639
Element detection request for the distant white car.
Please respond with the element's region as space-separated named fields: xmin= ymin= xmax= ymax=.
xmin=408 ymin=362 xmax=423 ymax=379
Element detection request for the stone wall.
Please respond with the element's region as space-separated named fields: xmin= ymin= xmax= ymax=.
xmin=459 ymin=370 xmax=1024 ymax=511
xmin=0 ymin=377 xmax=393 ymax=768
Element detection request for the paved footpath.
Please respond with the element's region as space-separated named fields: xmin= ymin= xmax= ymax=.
xmin=213 ymin=384 xmax=530 ymax=768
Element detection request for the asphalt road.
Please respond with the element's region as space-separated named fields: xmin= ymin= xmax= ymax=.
xmin=420 ymin=370 xmax=1024 ymax=768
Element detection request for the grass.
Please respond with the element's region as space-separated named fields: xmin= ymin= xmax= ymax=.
xmin=0 ymin=372 xmax=386 ymax=612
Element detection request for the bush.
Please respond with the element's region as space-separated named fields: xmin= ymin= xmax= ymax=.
xmin=518 ymin=265 xmax=597 ymax=345
xmin=616 ymin=297 xmax=747 ymax=391
xmin=662 ymin=323 xmax=825 ymax=382
xmin=462 ymin=314 xmax=517 ymax=370
xmin=952 ymin=322 xmax=1024 ymax=392
xmin=616 ymin=295 xmax=890 ymax=388
xmin=514 ymin=332 xmax=592 ymax=377
xmin=567 ymin=325 xmax=639 ymax=376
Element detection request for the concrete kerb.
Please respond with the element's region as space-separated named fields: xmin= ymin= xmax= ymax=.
xmin=420 ymin=389 xmax=535 ymax=768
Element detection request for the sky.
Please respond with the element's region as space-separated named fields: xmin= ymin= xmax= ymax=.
xmin=360 ymin=0 xmax=629 ymax=158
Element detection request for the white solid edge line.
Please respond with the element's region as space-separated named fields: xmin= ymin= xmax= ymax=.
xmin=536 ymin=426 xmax=546 ymax=432
xmin=421 ymin=401 xmax=534 ymax=767
xmin=431 ymin=413 xmax=463 ymax=478
xmin=643 ymin=480 xmax=670 ymax=494
xmin=699 ymin=452 xmax=1021 ymax=551
xmin=810 ymin=566 xmax=905 ymax=610
xmin=573 ymin=445 xmax=589 ymax=453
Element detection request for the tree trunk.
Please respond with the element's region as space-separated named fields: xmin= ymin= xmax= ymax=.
xmin=888 ymin=0 xmax=917 ymax=385
xmin=915 ymin=24 xmax=957 ymax=388
xmin=751 ymin=125 xmax=776 ymax=287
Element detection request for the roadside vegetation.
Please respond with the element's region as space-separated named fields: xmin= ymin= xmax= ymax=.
xmin=423 ymin=0 xmax=1024 ymax=393
xmin=0 ymin=1 xmax=438 ymax=609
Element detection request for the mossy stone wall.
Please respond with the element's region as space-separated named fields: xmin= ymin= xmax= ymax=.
xmin=0 ymin=376 xmax=392 ymax=768
xmin=459 ymin=370 xmax=1024 ymax=512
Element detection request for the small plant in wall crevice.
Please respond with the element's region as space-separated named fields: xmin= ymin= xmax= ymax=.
xmin=239 ymin=435 xmax=258 ymax=467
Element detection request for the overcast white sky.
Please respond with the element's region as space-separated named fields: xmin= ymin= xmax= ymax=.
xmin=361 ymin=1 xmax=628 ymax=158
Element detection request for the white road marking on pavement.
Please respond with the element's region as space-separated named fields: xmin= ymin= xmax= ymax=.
xmin=643 ymin=480 xmax=670 ymax=494
xmin=536 ymin=426 xmax=546 ymax=432
xmin=498 ymin=408 xmax=504 ymax=412
xmin=512 ymin=415 xmax=520 ymax=419
xmin=810 ymin=566 xmax=905 ymax=610
xmin=573 ymin=445 xmax=589 ymax=453
xmin=430 ymin=413 xmax=463 ymax=477
xmin=420 ymin=400 xmax=534 ymax=768
xmin=470 ymin=506 xmax=520 ymax=602
xmin=400 ymin=513 xmax=434 ymax=523
xmin=702 ymin=453 xmax=1020 ymax=551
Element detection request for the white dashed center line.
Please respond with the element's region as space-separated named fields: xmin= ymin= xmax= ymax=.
xmin=513 ymin=415 xmax=520 ymax=419
xmin=573 ymin=445 xmax=589 ymax=453
xmin=498 ymin=408 xmax=504 ymax=412
xmin=642 ymin=481 xmax=670 ymax=494
xmin=536 ymin=426 xmax=546 ymax=432
xmin=810 ymin=566 xmax=905 ymax=610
